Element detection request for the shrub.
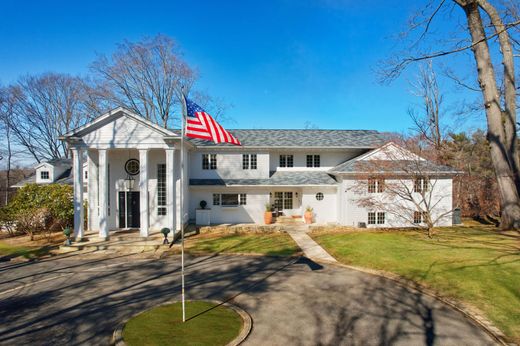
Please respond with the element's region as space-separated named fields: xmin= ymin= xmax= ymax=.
xmin=0 ymin=207 xmax=16 ymax=236
xmin=7 ymin=184 xmax=74 ymax=240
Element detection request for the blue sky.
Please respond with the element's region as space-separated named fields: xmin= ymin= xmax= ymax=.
xmin=0 ymin=0 xmax=482 ymax=132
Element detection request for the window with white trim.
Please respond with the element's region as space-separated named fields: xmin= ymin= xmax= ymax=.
xmin=242 ymin=154 xmax=257 ymax=170
xmin=368 ymin=212 xmax=376 ymax=225
xmin=306 ymin=155 xmax=320 ymax=168
xmin=413 ymin=211 xmax=428 ymax=224
xmin=368 ymin=178 xmax=384 ymax=193
xmin=84 ymin=170 xmax=88 ymax=180
xmin=279 ymin=155 xmax=294 ymax=168
xmin=157 ymin=164 xmax=166 ymax=215
xmin=40 ymin=171 xmax=49 ymax=180
xmin=213 ymin=193 xmax=220 ymax=206
xmin=239 ymin=194 xmax=247 ymax=205
xmin=202 ymin=154 xmax=217 ymax=170
xmin=368 ymin=211 xmax=385 ymax=225
xmin=414 ymin=177 xmax=429 ymax=193
xmin=377 ymin=212 xmax=385 ymax=224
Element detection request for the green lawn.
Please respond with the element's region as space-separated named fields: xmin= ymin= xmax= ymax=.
xmin=312 ymin=226 xmax=520 ymax=343
xmin=123 ymin=301 xmax=243 ymax=346
xmin=0 ymin=241 xmax=51 ymax=259
xmin=185 ymin=232 xmax=300 ymax=256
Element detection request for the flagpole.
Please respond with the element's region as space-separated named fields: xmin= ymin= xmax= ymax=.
xmin=180 ymin=91 xmax=187 ymax=323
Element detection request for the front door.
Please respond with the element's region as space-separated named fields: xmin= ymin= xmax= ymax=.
xmin=273 ymin=192 xmax=293 ymax=214
xmin=118 ymin=191 xmax=140 ymax=228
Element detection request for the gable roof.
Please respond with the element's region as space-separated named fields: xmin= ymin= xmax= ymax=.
xmin=330 ymin=142 xmax=459 ymax=175
xmin=182 ymin=129 xmax=384 ymax=149
xmin=61 ymin=107 xmax=178 ymax=139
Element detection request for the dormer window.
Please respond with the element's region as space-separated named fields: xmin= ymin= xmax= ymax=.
xmin=40 ymin=171 xmax=50 ymax=180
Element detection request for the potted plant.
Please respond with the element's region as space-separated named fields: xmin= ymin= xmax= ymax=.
xmin=199 ymin=200 xmax=207 ymax=209
xmin=161 ymin=227 xmax=170 ymax=245
xmin=304 ymin=206 xmax=314 ymax=224
xmin=264 ymin=203 xmax=273 ymax=225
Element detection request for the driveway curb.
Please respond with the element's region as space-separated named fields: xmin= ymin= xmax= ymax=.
xmin=319 ymin=259 xmax=512 ymax=346
xmin=111 ymin=299 xmax=252 ymax=346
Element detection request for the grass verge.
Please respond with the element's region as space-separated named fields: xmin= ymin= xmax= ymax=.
xmin=0 ymin=241 xmax=52 ymax=260
xmin=184 ymin=232 xmax=300 ymax=256
xmin=123 ymin=301 xmax=242 ymax=346
xmin=311 ymin=226 xmax=520 ymax=343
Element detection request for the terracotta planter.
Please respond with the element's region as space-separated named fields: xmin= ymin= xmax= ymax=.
xmin=264 ymin=211 xmax=273 ymax=225
xmin=304 ymin=211 xmax=313 ymax=224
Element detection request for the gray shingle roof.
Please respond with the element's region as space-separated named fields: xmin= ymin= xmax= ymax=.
xmin=331 ymin=159 xmax=459 ymax=174
xmin=179 ymin=129 xmax=384 ymax=148
xmin=190 ymin=171 xmax=338 ymax=186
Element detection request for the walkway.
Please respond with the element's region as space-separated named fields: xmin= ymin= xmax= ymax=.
xmin=0 ymin=253 xmax=495 ymax=345
xmin=285 ymin=225 xmax=337 ymax=262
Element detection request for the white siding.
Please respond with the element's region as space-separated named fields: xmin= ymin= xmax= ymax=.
xmin=189 ymin=151 xmax=270 ymax=179
xmin=189 ymin=188 xmax=269 ymax=224
xmin=341 ymin=177 xmax=453 ymax=227
xmin=301 ymin=187 xmax=338 ymax=224
xmin=269 ymin=149 xmax=367 ymax=171
xmin=82 ymin=115 xmax=168 ymax=148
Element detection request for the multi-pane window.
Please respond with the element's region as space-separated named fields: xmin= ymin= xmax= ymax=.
xmin=202 ymin=154 xmax=217 ymax=170
xmin=368 ymin=212 xmax=385 ymax=225
xmin=306 ymin=155 xmax=320 ymax=168
xmin=414 ymin=177 xmax=429 ymax=193
xmin=242 ymin=154 xmax=257 ymax=170
xmin=368 ymin=212 xmax=376 ymax=225
xmin=368 ymin=178 xmax=384 ymax=193
xmin=377 ymin=212 xmax=385 ymax=224
xmin=273 ymin=192 xmax=293 ymax=210
xmin=157 ymin=164 xmax=166 ymax=215
xmin=213 ymin=193 xmax=247 ymax=206
xmin=279 ymin=155 xmax=294 ymax=168
xmin=413 ymin=211 xmax=428 ymax=224
xmin=40 ymin=171 xmax=49 ymax=180
xmin=84 ymin=170 xmax=88 ymax=180
xmin=213 ymin=193 xmax=220 ymax=205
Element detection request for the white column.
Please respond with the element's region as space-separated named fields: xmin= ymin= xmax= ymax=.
xmin=166 ymin=148 xmax=176 ymax=239
xmin=98 ymin=149 xmax=109 ymax=239
xmin=139 ymin=149 xmax=149 ymax=237
xmin=87 ymin=150 xmax=98 ymax=231
xmin=72 ymin=148 xmax=84 ymax=240
xmin=175 ymin=150 xmax=182 ymax=231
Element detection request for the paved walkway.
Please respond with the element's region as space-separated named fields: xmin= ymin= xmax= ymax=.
xmin=286 ymin=226 xmax=337 ymax=262
xmin=0 ymin=253 xmax=495 ymax=345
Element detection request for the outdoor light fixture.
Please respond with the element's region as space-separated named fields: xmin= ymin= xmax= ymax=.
xmin=125 ymin=174 xmax=135 ymax=190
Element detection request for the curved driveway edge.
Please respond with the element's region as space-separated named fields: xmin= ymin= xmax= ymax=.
xmin=319 ymin=259 xmax=509 ymax=346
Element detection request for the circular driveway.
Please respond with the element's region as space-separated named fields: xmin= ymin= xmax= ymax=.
xmin=0 ymin=253 xmax=496 ymax=345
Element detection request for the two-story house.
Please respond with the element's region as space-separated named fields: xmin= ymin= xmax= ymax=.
xmin=61 ymin=107 xmax=457 ymax=240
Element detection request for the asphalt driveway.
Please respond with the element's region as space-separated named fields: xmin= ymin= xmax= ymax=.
xmin=0 ymin=252 xmax=496 ymax=345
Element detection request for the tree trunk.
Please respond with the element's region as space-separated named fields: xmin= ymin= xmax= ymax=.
xmin=459 ymin=0 xmax=520 ymax=229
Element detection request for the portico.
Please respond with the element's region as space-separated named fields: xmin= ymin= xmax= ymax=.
xmin=61 ymin=108 xmax=186 ymax=240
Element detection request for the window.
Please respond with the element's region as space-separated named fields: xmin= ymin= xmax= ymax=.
xmin=414 ymin=177 xmax=429 ymax=193
xmin=84 ymin=170 xmax=88 ymax=180
xmin=368 ymin=212 xmax=385 ymax=225
xmin=213 ymin=193 xmax=220 ymax=206
xmin=413 ymin=211 xmax=428 ymax=224
xmin=242 ymin=154 xmax=257 ymax=170
xmin=279 ymin=155 xmax=294 ymax=168
xmin=368 ymin=178 xmax=384 ymax=193
xmin=316 ymin=192 xmax=324 ymax=201
xmin=157 ymin=164 xmax=166 ymax=215
xmin=274 ymin=192 xmax=293 ymax=209
xmin=221 ymin=194 xmax=239 ymax=206
xmin=377 ymin=212 xmax=385 ymax=224
xmin=40 ymin=171 xmax=49 ymax=180
xmin=125 ymin=159 xmax=140 ymax=175
xmin=368 ymin=212 xmax=376 ymax=225
xmin=202 ymin=154 xmax=217 ymax=170
xmin=306 ymin=155 xmax=320 ymax=168
xmin=239 ymin=193 xmax=247 ymax=205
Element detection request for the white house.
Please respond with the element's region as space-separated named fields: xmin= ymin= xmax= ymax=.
xmin=60 ymin=107 xmax=458 ymax=240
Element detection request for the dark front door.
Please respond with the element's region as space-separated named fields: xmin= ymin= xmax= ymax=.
xmin=118 ymin=191 xmax=140 ymax=228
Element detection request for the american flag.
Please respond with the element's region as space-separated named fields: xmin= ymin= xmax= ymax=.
xmin=185 ymin=97 xmax=241 ymax=145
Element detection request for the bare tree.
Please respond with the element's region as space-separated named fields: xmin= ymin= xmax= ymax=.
xmin=349 ymin=142 xmax=457 ymax=238
xmin=91 ymin=35 xmax=196 ymax=128
xmin=7 ymin=73 xmax=92 ymax=162
xmin=0 ymin=86 xmax=16 ymax=205
xmin=383 ymin=0 xmax=520 ymax=230
xmin=409 ymin=61 xmax=444 ymax=152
